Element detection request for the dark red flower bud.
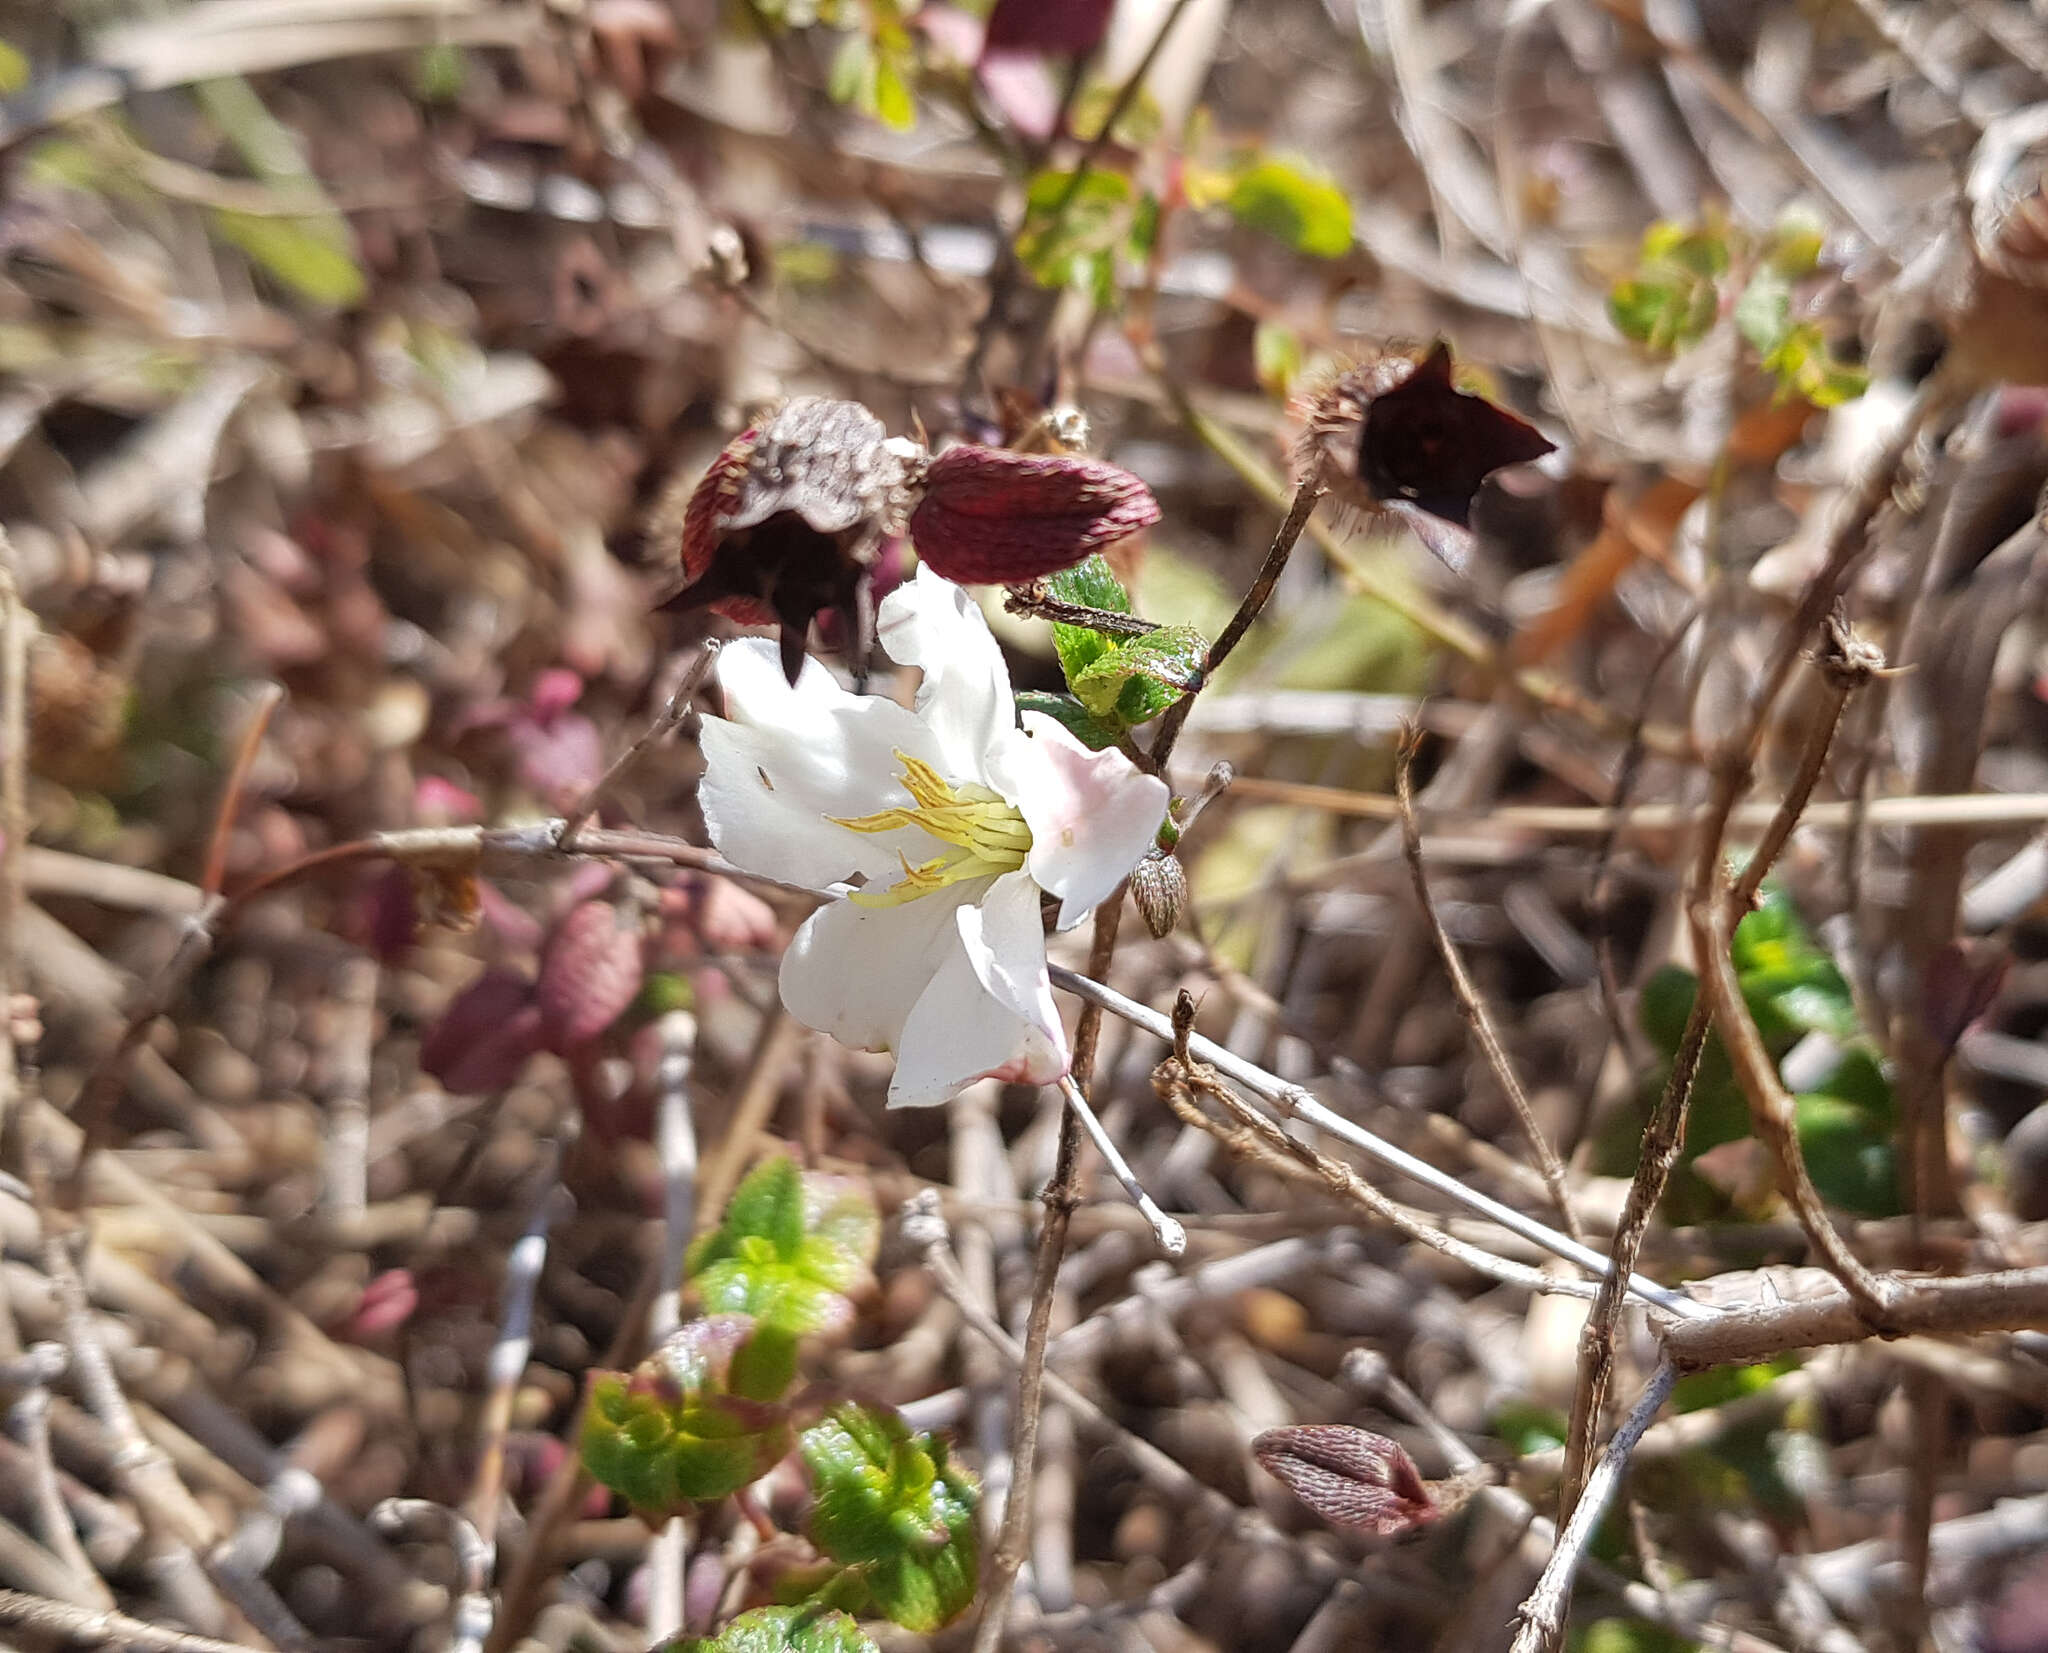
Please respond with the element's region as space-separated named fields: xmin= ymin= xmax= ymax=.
xmin=1251 ymin=1425 xmax=1439 ymax=1537
xmin=655 ymin=398 xmax=917 ymax=683
xmin=1922 ymin=938 xmax=2009 ymax=1060
xmin=1299 ymin=341 xmax=1555 ymax=572
xmin=909 ymin=445 xmax=1160 ymax=584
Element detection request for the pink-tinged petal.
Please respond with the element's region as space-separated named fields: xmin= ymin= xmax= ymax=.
xmin=1008 ymin=713 xmax=1170 ymax=928
xmin=876 ymin=568 xmax=1015 ymax=791
xmin=701 ymin=639 xmax=949 ymax=889
xmin=779 ymin=882 xmax=983 ymax=1058
xmin=889 ymin=871 xmax=1068 ymax=1107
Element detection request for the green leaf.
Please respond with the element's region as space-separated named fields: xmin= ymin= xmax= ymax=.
xmin=0 ymin=38 xmax=28 ymax=95
xmin=581 ymin=1319 xmax=795 ymax=1517
xmin=1734 ymin=267 xmax=1792 ymax=355
xmin=1223 ymin=158 xmax=1353 ymax=258
xmin=828 ymin=33 xmax=869 ymax=106
xmin=209 ymin=210 xmax=366 ymax=307
xmin=661 ymin=1605 xmax=878 ymax=1653
xmin=1570 ymin=1618 xmax=1700 ymax=1653
xmin=1795 ymin=1093 xmax=1901 ymax=1217
xmin=1069 ymin=625 xmax=1207 ymax=725
xmin=1608 ymin=220 xmax=1731 ymax=354
xmin=687 ymin=1158 xmax=880 ymax=1345
xmin=1017 ymin=168 xmax=1134 ymax=290
xmin=1254 ymin=320 xmax=1304 ymax=397
xmin=870 ymin=49 xmax=916 ymax=131
xmin=1014 ymin=691 xmax=1125 ymax=751
xmin=1672 ymin=1356 xmax=1800 ymax=1414
xmin=802 ymin=1405 xmax=979 ymax=1633
xmin=1493 ymin=1401 xmax=1569 ymax=1456
xmin=1047 ymin=555 xmax=1133 ymax=684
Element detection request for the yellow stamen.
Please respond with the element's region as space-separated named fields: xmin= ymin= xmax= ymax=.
xmin=833 ymin=751 xmax=1032 ymax=907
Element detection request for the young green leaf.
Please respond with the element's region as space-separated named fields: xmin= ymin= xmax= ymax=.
xmin=1014 ymin=690 xmax=1125 ymax=751
xmin=801 ymin=1405 xmax=979 ymax=1633
xmin=210 ymin=210 xmax=366 ymax=307
xmin=1046 ymin=554 xmax=1133 ymax=684
xmin=1223 ymin=158 xmax=1354 ymax=258
xmin=659 ymin=1605 xmax=878 ymax=1653
xmin=1068 ymin=625 xmax=1207 ymax=725
xmin=1608 ymin=220 xmax=1731 ymax=353
xmin=686 ymin=1158 xmax=880 ymax=1344
xmin=581 ymin=1317 xmax=795 ymax=1518
xmin=1016 ymin=168 xmax=1135 ymax=290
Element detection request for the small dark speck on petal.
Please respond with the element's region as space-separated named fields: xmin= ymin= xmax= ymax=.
xmin=757 ymin=767 xmax=774 ymax=790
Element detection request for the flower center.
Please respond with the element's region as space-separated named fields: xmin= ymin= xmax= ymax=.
xmin=832 ymin=750 xmax=1032 ymax=908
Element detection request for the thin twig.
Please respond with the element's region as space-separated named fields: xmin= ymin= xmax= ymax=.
xmin=467 ymin=1147 xmax=567 ymax=1555
xmin=646 ymin=1008 xmax=699 ymax=1646
xmin=559 ymin=645 xmax=718 ymax=848
xmin=1055 ymin=1074 xmax=1183 ymax=1254
xmin=1049 ymin=964 xmax=1708 ymax=1317
xmin=1510 ymin=1364 xmax=1678 ymax=1653
xmin=1149 ymin=478 xmax=1325 ymax=767
xmin=373 ymin=1501 xmax=494 ymax=1653
xmin=969 ymin=895 xmax=1124 ymax=1653
xmin=1395 ymin=729 xmax=1583 ymax=1244
xmin=0 ymin=1589 xmax=268 ymax=1653
xmin=199 ymin=685 xmax=285 ymax=900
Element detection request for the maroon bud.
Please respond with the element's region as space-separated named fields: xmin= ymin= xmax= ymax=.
xmin=656 ymin=398 xmax=917 ymax=683
xmin=421 ymin=970 xmax=546 ymax=1094
xmin=1251 ymin=1425 xmax=1439 ymax=1537
xmin=537 ymin=899 xmax=647 ymax=1052
xmin=983 ymin=0 xmax=1114 ymax=58
xmin=909 ymin=445 xmax=1160 ymax=584
xmin=1298 ymin=341 xmax=1555 ymax=572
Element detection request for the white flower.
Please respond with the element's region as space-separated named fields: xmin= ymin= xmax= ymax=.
xmin=698 ymin=568 xmax=1171 ymax=1106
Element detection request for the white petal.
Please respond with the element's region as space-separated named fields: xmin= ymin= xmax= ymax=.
xmin=1010 ymin=712 xmax=1171 ymax=928
xmin=701 ymin=639 xmax=948 ymax=889
xmin=888 ymin=871 xmax=1068 ymax=1106
xmin=877 ymin=568 xmax=1014 ymax=790
xmin=778 ymin=883 xmax=978 ymax=1056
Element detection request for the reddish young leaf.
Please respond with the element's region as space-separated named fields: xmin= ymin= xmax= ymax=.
xmin=421 ymin=970 xmax=546 ymax=1094
xmin=538 ymin=899 xmax=647 ymax=1051
xmin=1251 ymin=1425 xmax=1439 ymax=1537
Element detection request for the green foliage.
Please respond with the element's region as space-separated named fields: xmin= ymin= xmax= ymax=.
xmin=801 ymin=1405 xmax=980 ymax=1633
xmin=1047 ymin=556 xmax=1134 ymax=682
xmin=1069 ymin=625 xmax=1206 ymax=724
xmin=660 ymin=1606 xmax=878 ymax=1653
xmin=1222 ymin=158 xmax=1353 ymax=258
xmin=687 ymin=1157 xmax=881 ymax=1352
xmin=1610 ymin=212 xmax=1865 ymax=403
xmin=1570 ymin=1620 xmax=1700 ymax=1653
xmin=581 ymin=1318 xmax=796 ymax=1517
xmin=1492 ymin=1401 xmax=1569 ymax=1456
xmin=1040 ymin=556 xmax=1208 ymax=735
xmin=1016 ymin=168 xmax=1141 ymax=305
xmin=1014 ymin=690 xmax=1124 ymax=751
xmin=1671 ymin=1356 xmax=1800 ymax=1414
xmin=1608 ymin=220 xmax=1730 ymax=352
xmin=0 ymin=37 xmax=27 ymax=95
xmin=1632 ymin=886 xmax=1901 ymax=1218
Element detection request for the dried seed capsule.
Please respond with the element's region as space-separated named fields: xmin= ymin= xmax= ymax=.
xmin=654 ymin=397 xmax=918 ymax=682
xmin=1130 ymin=849 xmax=1186 ymax=939
xmin=909 ymin=444 xmax=1160 ymax=585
